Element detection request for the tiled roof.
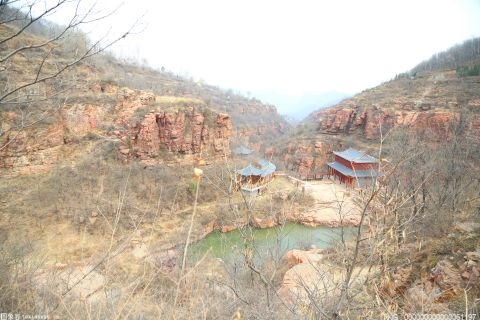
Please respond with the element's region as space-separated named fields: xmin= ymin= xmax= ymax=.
xmin=237 ymin=164 xmax=263 ymax=176
xmin=327 ymin=161 xmax=381 ymax=178
xmin=333 ymin=147 xmax=378 ymax=163
xmin=237 ymin=159 xmax=276 ymax=177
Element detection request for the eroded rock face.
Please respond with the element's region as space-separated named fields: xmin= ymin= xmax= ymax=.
xmin=282 ymin=140 xmax=334 ymax=179
xmin=213 ymin=113 xmax=232 ymax=153
xmin=309 ymin=71 xmax=480 ymax=141
xmin=0 ymin=89 xmax=233 ymax=174
xmin=136 ymin=112 xmax=162 ymax=157
xmin=313 ymin=106 xmax=459 ymax=140
xmin=115 ymin=96 xmax=233 ymax=163
xmin=114 ymin=92 xmax=232 ymax=161
xmin=0 ymin=118 xmax=66 ymax=175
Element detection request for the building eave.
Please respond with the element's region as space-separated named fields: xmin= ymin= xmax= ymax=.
xmin=327 ymin=161 xmax=381 ymax=178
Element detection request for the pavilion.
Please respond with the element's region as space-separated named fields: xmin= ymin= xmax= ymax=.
xmin=236 ymin=159 xmax=276 ymax=194
xmin=327 ymin=147 xmax=381 ymax=188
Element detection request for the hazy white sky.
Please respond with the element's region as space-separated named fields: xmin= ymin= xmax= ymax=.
xmin=44 ymin=0 xmax=480 ymax=97
xmin=105 ymin=0 xmax=480 ymax=96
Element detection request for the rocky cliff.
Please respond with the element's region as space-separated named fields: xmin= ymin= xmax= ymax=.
xmin=279 ymin=69 xmax=480 ymax=177
xmin=113 ymin=89 xmax=232 ymax=165
xmin=99 ymin=58 xmax=291 ymax=151
xmin=0 ymin=88 xmax=233 ymax=175
xmin=310 ymin=70 xmax=480 ymax=139
xmin=0 ymin=20 xmax=289 ymax=175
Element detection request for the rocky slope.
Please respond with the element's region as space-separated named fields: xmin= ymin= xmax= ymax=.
xmin=279 ymin=69 xmax=480 ymax=178
xmin=0 ymin=87 xmax=234 ymax=175
xmin=0 ymin=20 xmax=290 ymax=175
xmin=309 ymin=70 xmax=480 ymax=140
xmin=0 ymin=40 xmax=291 ymax=176
xmin=98 ymin=55 xmax=291 ymax=151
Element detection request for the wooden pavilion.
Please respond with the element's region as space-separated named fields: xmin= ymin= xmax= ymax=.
xmin=236 ymin=159 xmax=276 ymax=194
xmin=327 ymin=147 xmax=381 ymax=188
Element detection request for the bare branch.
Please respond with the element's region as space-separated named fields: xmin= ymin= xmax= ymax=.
xmin=0 ymin=0 xmax=68 ymax=46
xmin=0 ymin=0 xmax=141 ymax=107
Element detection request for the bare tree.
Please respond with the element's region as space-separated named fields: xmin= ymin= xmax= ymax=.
xmin=0 ymin=0 xmax=142 ymax=103
xmin=0 ymin=0 xmax=142 ymax=150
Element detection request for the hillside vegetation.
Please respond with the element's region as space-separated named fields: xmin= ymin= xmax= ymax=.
xmin=266 ymin=36 xmax=480 ymax=317
xmin=275 ymin=37 xmax=480 ymax=179
xmin=1 ymin=2 xmax=480 ymax=319
xmin=410 ymin=37 xmax=480 ymax=74
xmin=0 ymin=4 xmax=303 ymax=319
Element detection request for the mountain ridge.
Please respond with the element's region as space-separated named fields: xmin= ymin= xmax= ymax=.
xmin=0 ymin=19 xmax=290 ymax=174
xmin=277 ymin=37 xmax=480 ymax=178
xmin=252 ymin=89 xmax=352 ymax=121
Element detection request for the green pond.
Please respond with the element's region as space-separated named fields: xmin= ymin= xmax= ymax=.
xmin=189 ymin=222 xmax=355 ymax=263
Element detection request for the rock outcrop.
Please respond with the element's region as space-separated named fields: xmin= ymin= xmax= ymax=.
xmin=309 ymin=71 xmax=480 ymax=140
xmin=280 ymin=70 xmax=480 ymax=177
xmin=130 ymin=109 xmax=231 ymax=162
xmin=313 ymin=106 xmax=459 ymax=140
xmin=278 ymin=248 xmax=331 ymax=309
xmin=113 ymin=89 xmax=232 ymax=163
xmin=282 ymin=140 xmax=332 ymax=179
xmin=0 ymin=89 xmax=233 ymax=174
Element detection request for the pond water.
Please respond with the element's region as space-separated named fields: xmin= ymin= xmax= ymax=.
xmin=189 ymin=222 xmax=355 ymax=263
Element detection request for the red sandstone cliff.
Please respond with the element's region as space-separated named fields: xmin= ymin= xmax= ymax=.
xmin=309 ymin=70 xmax=480 ymax=139
xmin=280 ymin=70 xmax=480 ymax=177
xmin=0 ymin=89 xmax=232 ymax=175
xmin=313 ymin=105 xmax=459 ymax=140
xmin=114 ymin=90 xmax=232 ymax=162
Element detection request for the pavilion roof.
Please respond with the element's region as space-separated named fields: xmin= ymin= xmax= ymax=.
xmin=327 ymin=161 xmax=382 ymax=178
xmin=237 ymin=159 xmax=276 ymax=177
xmin=333 ymin=147 xmax=378 ymax=163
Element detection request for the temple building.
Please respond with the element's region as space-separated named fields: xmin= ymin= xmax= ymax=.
xmin=236 ymin=159 xmax=276 ymax=194
xmin=327 ymin=147 xmax=381 ymax=187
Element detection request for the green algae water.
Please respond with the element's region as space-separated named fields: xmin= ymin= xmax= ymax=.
xmin=190 ymin=222 xmax=354 ymax=263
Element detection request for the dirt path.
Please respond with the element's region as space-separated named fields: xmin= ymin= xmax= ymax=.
xmin=290 ymin=179 xmax=361 ymax=227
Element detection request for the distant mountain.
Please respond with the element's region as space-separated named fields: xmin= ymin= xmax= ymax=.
xmin=251 ymin=90 xmax=351 ymax=121
xmin=281 ymin=114 xmax=300 ymax=125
